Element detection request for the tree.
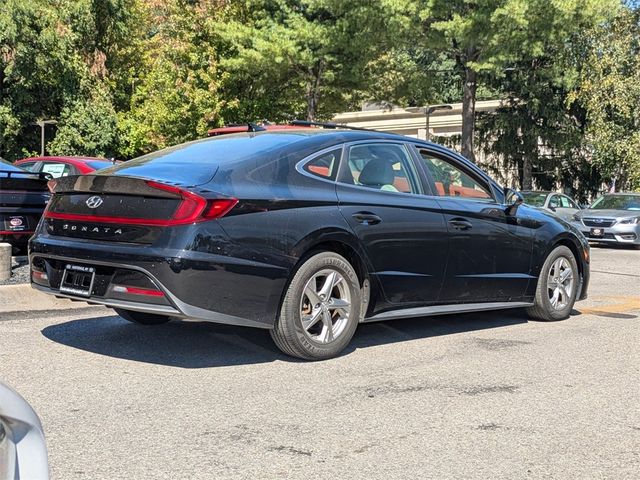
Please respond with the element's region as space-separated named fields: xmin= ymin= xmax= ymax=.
xmin=571 ymin=6 xmax=640 ymax=191
xmin=400 ymin=0 xmax=616 ymax=163
xmin=214 ymin=0 xmax=389 ymax=122
xmin=115 ymin=0 xmax=224 ymax=157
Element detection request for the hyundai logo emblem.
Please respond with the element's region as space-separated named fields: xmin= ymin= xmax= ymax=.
xmin=85 ymin=195 xmax=104 ymax=209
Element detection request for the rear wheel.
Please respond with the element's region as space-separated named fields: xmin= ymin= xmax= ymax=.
xmin=114 ymin=308 xmax=172 ymax=325
xmin=271 ymin=251 xmax=361 ymax=360
xmin=527 ymin=246 xmax=579 ymax=321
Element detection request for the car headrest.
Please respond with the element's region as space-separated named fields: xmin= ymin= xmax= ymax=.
xmin=359 ymin=158 xmax=395 ymax=187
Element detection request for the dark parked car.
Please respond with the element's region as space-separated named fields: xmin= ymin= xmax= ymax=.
xmin=520 ymin=191 xmax=581 ymax=221
xmin=15 ymin=156 xmax=119 ymax=178
xmin=30 ymin=129 xmax=590 ymax=360
xmin=0 ymin=159 xmax=50 ymax=249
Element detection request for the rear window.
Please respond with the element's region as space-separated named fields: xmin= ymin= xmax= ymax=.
xmin=98 ymin=133 xmax=312 ymax=185
xmin=86 ymin=160 xmax=114 ymax=170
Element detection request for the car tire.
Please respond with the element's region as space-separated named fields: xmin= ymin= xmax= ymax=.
xmin=527 ymin=245 xmax=579 ymax=321
xmin=114 ymin=308 xmax=172 ymax=325
xmin=271 ymin=251 xmax=362 ymax=360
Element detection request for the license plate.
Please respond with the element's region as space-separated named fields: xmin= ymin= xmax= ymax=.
xmin=5 ymin=216 xmax=26 ymax=231
xmin=59 ymin=264 xmax=96 ymax=297
xmin=590 ymin=227 xmax=604 ymax=237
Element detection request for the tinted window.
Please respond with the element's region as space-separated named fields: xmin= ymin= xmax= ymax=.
xmin=18 ymin=162 xmax=39 ymax=172
xmin=591 ymin=194 xmax=640 ymax=211
xmin=99 ymin=133 xmax=315 ymax=186
xmin=521 ymin=192 xmax=548 ymax=206
xmin=0 ymin=158 xmax=24 ymax=172
xmin=303 ymin=149 xmax=340 ymax=180
xmin=560 ymin=196 xmax=578 ymax=209
xmin=548 ymin=195 xmax=560 ymax=209
xmin=417 ymin=150 xmax=492 ymax=199
xmin=340 ymin=143 xmax=419 ymax=194
xmin=86 ymin=160 xmax=114 ymax=170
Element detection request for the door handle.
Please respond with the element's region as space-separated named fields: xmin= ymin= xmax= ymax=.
xmin=352 ymin=212 xmax=382 ymax=225
xmin=449 ymin=218 xmax=473 ymax=230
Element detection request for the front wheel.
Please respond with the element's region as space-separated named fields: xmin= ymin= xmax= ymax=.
xmin=271 ymin=251 xmax=362 ymax=360
xmin=527 ymin=246 xmax=579 ymax=321
xmin=114 ymin=308 xmax=172 ymax=325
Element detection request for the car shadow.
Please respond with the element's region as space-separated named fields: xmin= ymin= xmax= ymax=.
xmin=41 ymin=310 xmax=530 ymax=368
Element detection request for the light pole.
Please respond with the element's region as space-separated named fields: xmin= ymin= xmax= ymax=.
xmin=425 ymin=104 xmax=452 ymax=141
xmin=34 ymin=120 xmax=57 ymax=156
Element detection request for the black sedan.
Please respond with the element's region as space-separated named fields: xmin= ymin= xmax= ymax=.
xmin=29 ymin=128 xmax=590 ymax=360
xmin=0 ymin=159 xmax=50 ymax=250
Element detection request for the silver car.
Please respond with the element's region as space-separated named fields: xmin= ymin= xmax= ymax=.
xmin=0 ymin=382 xmax=49 ymax=479
xmin=521 ymin=191 xmax=581 ymax=221
xmin=571 ymin=192 xmax=640 ymax=247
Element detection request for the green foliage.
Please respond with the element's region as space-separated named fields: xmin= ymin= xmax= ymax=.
xmin=214 ymin=0 xmax=390 ymax=121
xmin=48 ymin=85 xmax=118 ymax=157
xmin=571 ymin=7 xmax=640 ymax=191
xmin=0 ymin=0 xmax=637 ymax=202
xmin=116 ymin=0 xmax=223 ymax=156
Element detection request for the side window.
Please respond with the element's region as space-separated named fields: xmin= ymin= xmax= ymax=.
xmin=560 ymin=196 xmax=577 ymax=209
xmin=18 ymin=162 xmax=38 ymax=172
xmin=548 ymin=195 xmax=560 ymax=209
xmin=339 ymin=143 xmax=420 ymax=194
xmin=417 ymin=149 xmax=492 ymax=200
xmin=303 ymin=149 xmax=341 ymax=180
xmin=41 ymin=162 xmax=72 ymax=178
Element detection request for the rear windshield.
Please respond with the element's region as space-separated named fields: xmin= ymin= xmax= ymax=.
xmin=97 ymin=133 xmax=311 ymax=185
xmin=590 ymin=194 xmax=640 ymax=211
xmin=0 ymin=158 xmax=24 ymax=172
xmin=521 ymin=192 xmax=548 ymax=207
xmin=86 ymin=160 xmax=115 ymax=170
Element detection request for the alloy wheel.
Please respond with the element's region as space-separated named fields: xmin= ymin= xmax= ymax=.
xmin=547 ymin=256 xmax=574 ymax=310
xmin=299 ymin=269 xmax=351 ymax=344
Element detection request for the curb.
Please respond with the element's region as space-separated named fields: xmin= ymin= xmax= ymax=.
xmin=0 ymin=283 xmax=103 ymax=315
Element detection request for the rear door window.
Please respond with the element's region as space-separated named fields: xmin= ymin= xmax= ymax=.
xmin=303 ymin=148 xmax=341 ymax=180
xmin=339 ymin=143 xmax=421 ymax=194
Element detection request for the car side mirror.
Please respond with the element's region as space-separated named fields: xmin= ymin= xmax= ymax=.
xmin=548 ymin=205 xmax=556 ymax=212
xmin=503 ymin=188 xmax=524 ymax=216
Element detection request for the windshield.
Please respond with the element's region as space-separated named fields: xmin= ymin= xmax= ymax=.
xmin=590 ymin=194 xmax=640 ymax=211
xmin=521 ymin=192 xmax=548 ymax=207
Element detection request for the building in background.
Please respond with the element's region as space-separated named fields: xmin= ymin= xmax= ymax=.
xmin=333 ymin=100 xmax=501 ymax=140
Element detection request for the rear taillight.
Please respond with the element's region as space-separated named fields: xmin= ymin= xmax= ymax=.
xmin=44 ymin=181 xmax=237 ymax=227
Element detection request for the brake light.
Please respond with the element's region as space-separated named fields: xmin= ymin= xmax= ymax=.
xmin=203 ymin=198 xmax=239 ymax=219
xmin=44 ymin=181 xmax=237 ymax=226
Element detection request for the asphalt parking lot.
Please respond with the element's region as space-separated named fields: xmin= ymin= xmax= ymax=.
xmin=0 ymin=246 xmax=638 ymax=479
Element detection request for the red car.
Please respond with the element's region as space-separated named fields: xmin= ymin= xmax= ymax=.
xmin=207 ymin=123 xmax=313 ymax=137
xmin=15 ymin=156 xmax=118 ymax=178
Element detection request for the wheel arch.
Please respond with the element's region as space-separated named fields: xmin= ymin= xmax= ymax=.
xmin=283 ymin=228 xmax=378 ymax=318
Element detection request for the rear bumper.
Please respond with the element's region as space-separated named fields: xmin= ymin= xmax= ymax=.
xmin=29 ymin=234 xmax=290 ymax=329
